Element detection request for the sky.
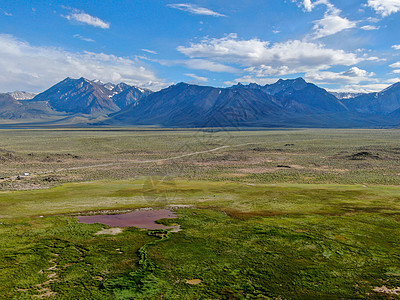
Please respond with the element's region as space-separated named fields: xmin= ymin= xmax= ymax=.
xmin=1 ymin=0 xmax=400 ymax=93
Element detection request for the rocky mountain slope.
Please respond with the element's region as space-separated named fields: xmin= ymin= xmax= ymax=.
xmin=2 ymin=77 xmax=400 ymax=128
xmin=28 ymin=77 xmax=152 ymax=116
xmin=342 ymin=82 xmax=400 ymax=115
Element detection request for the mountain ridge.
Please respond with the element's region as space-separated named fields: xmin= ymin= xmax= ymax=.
xmin=2 ymin=77 xmax=400 ymax=128
xmin=30 ymin=77 xmax=152 ymax=115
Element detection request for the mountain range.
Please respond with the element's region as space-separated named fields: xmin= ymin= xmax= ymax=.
xmin=1 ymin=77 xmax=400 ymax=128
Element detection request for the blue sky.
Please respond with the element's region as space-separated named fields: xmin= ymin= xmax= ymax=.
xmin=1 ymin=0 xmax=400 ymax=93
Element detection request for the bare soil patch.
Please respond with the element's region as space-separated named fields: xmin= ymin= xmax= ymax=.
xmin=95 ymin=227 xmax=124 ymax=235
xmin=186 ymin=279 xmax=202 ymax=285
xmin=373 ymin=286 xmax=400 ymax=295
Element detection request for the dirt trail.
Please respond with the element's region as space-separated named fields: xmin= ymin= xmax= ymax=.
xmin=25 ymin=142 xmax=257 ymax=177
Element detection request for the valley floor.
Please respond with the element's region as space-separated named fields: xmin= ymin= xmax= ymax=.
xmin=0 ymin=128 xmax=400 ymax=299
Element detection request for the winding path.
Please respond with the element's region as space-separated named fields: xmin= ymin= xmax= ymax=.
xmin=26 ymin=142 xmax=256 ymax=176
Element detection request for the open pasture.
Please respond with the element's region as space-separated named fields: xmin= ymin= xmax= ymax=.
xmin=0 ymin=128 xmax=400 ymax=299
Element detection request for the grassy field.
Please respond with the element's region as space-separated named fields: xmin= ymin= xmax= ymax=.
xmin=1 ymin=128 xmax=400 ymax=299
xmin=2 ymin=128 xmax=400 ymax=190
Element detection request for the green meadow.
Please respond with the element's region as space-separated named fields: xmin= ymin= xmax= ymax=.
xmin=0 ymin=129 xmax=400 ymax=299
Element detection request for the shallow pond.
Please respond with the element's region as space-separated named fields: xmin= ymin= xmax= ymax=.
xmin=77 ymin=209 xmax=178 ymax=230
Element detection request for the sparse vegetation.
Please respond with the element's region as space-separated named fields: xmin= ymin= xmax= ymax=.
xmin=1 ymin=128 xmax=400 ymax=299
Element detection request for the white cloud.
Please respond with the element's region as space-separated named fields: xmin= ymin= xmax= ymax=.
xmin=392 ymin=45 xmax=400 ymax=50
xmin=142 ymin=49 xmax=158 ymax=55
xmin=361 ymin=25 xmax=380 ymax=30
xmin=158 ymin=58 xmax=239 ymax=73
xmin=312 ymin=14 xmax=356 ymax=39
xmin=342 ymin=67 xmax=375 ymax=77
xmin=386 ymin=77 xmax=400 ymax=83
xmin=184 ymin=73 xmax=209 ymax=82
xmin=367 ymin=0 xmax=400 ymax=17
xmin=306 ymin=67 xmax=376 ymax=84
xmin=73 ymin=34 xmax=95 ymax=42
xmin=244 ymin=65 xmax=293 ymax=77
xmin=302 ymin=0 xmax=314 ymax=11
xmin=364 ymin=55 xmax=384 ymax=61
xmin=224 ymin=76 xmax=280 ymax=86
xmin=177 ymin=34 xmax=362 ymax=76
xmin=366 ymin=16 xmax=381 ymax=22
xmin=0 ymin=34 xmax=166 ymax=92
xmin=294 ymin=0 xmax=332 ymax=12
xmin=294 ymin=1 xmax=356 ymax=39
xmin=390 ymin=61 xmax=400 ymax=68
xmin=167 ymin=3 xmax=226 ymax=17
xmin=390 ymin=61 xmax=400 ymax=74
xmin=63 ymin=10 xmax=110 ymax=29
xmin=337 ymin=83 xmax=393 ymax=93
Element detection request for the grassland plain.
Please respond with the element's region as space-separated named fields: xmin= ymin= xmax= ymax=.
xmin=1 ymin=128 xmax=400 ymax=299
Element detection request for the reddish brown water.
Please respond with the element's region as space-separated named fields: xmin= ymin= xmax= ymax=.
xmin=77 ymin=209 xmax=177 ymax=230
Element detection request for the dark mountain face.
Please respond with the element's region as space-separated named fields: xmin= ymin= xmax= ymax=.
xmin=32 ymin=77 xmax=120 ymax=115
xmin=343 ymin=82 xmax=400 ymax=115
xmin=105 ymin=79 xmax=400 ymax=128
xmin=203 ymin=88 xmax=284 ymax=126
xmin=112 ymin=86 xmax=152 ymax=109
xmin=111 ymin=83 xmax=131 ymax=94
xmin=109 ymin=83 xmax=220 ymax=125
xmin=234 ymin=78 xmax=348 ymax=113
xmin=262 ymin=78 xmax=348 ymax=113
xmin=0 ymin=94 xmax=22 ymax=118
xmin=263 ymin=78 xmax=309 ymax=95
xmin=107 ymin=83 xmax=286 ymax=127
xmin=0 ymin=77 xmax=152 ymax=122
xmin=2 ymin=76 xmax=400 ymax=128
xmin=0 ymin=93 xmax=63 ymax=120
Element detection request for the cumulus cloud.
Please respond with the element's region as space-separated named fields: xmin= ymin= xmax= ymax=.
xmin=390 ymin=61 xmax=400 ymax=68
xmin=390 ymin=61 xmax=400 ymax=74
xmin=301 ymin=0 xmax=314 ymax=11
xmin=184 ymin=73 xmax=209 ymax=82
xmin=367 ymin=0 xmax=400 ymax=17
xmin=336 ymin=83 xmax=393 ymax=93
xmin=312 ymin=14 xmax=356 ymax=39
xmin=167 ymin=3 xmax=226 ymax=17
xmin=361 ymin=25 xmax=380 ymax=30
xmin=177 ymin=34 xmax=362 ymax=76
xmin=367 ymin=17 xmax=381 ymax=22
xmin=224 ymin=76 xmax=280 ymax=86
xmin=63 ymin=9 xmax=110 ymax=29
xmin=293 ymin=1 xmax=356 ymax=39
xmin=306 ymin=67 xmax=376 ymax=84
xmin=392 ymin=45 xmax=400 ymax=50
xmin=294 ymin=0 xmax=332 ymax=12
xmin=0 ymin=34 xmax=166 ymax=92
xmin=158 ymin=58 xmax=239 ymax=73
xmin=386 ymin=77 xmax=400 ymax=83
xmin=328 ymin=77 xmax=400 ymax=93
